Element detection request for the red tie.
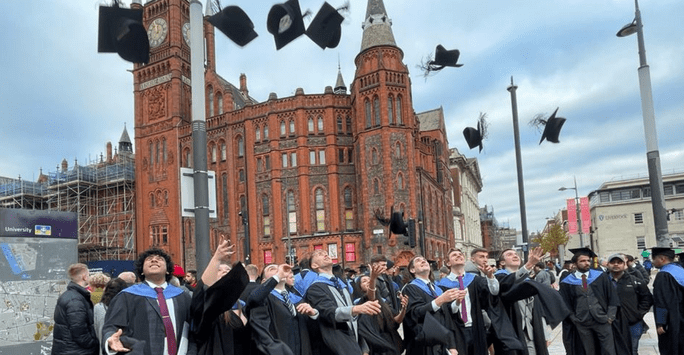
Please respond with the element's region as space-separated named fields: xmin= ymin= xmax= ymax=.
xmin=155 ymin=287 xmax=177 ymax=355
xmin=581 ymin=274 xmax=588 ymax=291
xmin=458 ymin=275 xmax=468 ymax=323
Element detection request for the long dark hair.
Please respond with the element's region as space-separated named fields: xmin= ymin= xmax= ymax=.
xmin=101 ymin=278 xmax=128 ymax=306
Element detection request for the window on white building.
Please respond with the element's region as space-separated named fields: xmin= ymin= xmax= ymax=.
xmin=636 ymin=236 xmax=645 ymax=249
xmin=634 ymin=213 xmax=644 ymax=224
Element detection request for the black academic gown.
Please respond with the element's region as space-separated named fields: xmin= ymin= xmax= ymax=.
xmin=559 ymin=270 xmax=623 ymax=355
xmin=305 ymin=276 xmax=364 ymax=355
xmin=652 ymin=263 xmax=684 ymax=355
xmin=402 ymin=279 xmax=457 ymax=355
xmin=189 ymin=264 xmax=250 ymax=355
xmin=249 ymin=277 xmax=312 ymax=355
xmin=102 ymin=283 xmax=196 ymax=355
xmin=494 ymin=269 xmax=570 ymax=355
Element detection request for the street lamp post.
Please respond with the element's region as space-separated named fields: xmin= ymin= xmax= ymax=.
xmin=507 ymin=78 xmax=529 ymax=261
xmin=617 ymin=0 xmax=669 ymax=247
xmin=559 ymin=176 xmax=584 ymax=248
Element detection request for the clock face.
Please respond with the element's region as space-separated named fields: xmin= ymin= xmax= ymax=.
xmin=147 ymin=18 xmax=168 ymax=48
xmin=182 ymin=22 xmax=191 ymax=45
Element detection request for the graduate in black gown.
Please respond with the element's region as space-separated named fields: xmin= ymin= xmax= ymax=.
xmin=189 ymin=239 xmax=250 ymax=355
xmin=651 ymin=247 xmax=684 ymax=355
xmin=249 ymin=263 xmax=318 ymax=355
xmin=402 ymin=255 xmax=459 ymax=355
xmin=559 ymin=247 xmax=621 ymax=355
xmin=353 ymin=263 xmax=408 ymax=355
xmin=305 ymin=249 xmax=381 ymax=355
xmin=494 ymin=247 xmax=570 ymax=355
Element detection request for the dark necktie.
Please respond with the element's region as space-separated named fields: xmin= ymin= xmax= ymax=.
xmin=581 ymin=274 xmax=588 ymax=291
xmin=281 ymin=290 xmax=296 ymax=316
xmin=154 ymin=287 xmax=177 ymax=355
xmin=458 ymin=275 xmax=468 ymax=323
xmin=427 ymin=282 xmax=437 ymax=298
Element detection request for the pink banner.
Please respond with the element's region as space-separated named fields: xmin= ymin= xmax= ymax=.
xmin=567 ymin=198 xmax=578 ymax=234
xmin=580 ymin=197 xmax=591 ymax=234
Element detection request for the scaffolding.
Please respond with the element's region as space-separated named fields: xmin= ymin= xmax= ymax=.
xmin=0 ymin=155 xmax=136 ymax=262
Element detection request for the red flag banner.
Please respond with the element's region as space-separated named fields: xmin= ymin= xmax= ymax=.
xmin=580 ymin=197 xmax=591 ymax=234
xmin=567 ymin=198 xmax=578 ymax=234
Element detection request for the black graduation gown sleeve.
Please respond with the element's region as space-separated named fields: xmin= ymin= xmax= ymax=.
xmin=653 ymin=271 xmax=684 ymax=355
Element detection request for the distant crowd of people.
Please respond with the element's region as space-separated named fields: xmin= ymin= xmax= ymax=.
xmin=51 ymin=243 xmax=684 ymax=355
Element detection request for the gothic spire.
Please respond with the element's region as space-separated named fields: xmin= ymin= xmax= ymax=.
xmin=334 ymin=62 xmax=346 ymax=94
xmin=360 ymin=0 xmax=396 ymax=52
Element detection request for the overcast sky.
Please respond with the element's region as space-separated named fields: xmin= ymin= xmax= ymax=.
xmin=1 ymin=0 xmax=682 ymax=235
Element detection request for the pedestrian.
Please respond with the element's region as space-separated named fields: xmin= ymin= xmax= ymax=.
xmin=651 ymin=247 xmax=684 ymax=355
xmin=102 ymin=248 xmax=197 ymax=355
xmin=52 ymin=263 xmax=100 ymax=355
xmin=559 ymin=247 xmax=619 ymax=355
xmin=607 ymin=253 xmax=653 ymax=355
xmin=93 ymin=278 xmax=128 ymax=355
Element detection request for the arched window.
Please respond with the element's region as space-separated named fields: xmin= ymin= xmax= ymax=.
xmin=255 ymin=126 xmax=261 ymax=141
xmin=217 ymin=93 xmax=224 ymax=114
xmin=185 ymin=149 xmax=191 ymax=168
xmin=315 ymin=188 xmax=325 ymax=231
xmin=289 ymin=120 xmax=295 ymax=135
xmin=337 ymin=116 xmax=343 ymax=132
xmin=155 ymin=140 xmax=160 ymax=166
xmin=148 ymin=141 xmax=153 ymax=167
xmin=287 ymin=191 xmax=296 ymax=234
xmin=308 ymin=117 xmax=314 ymax=132
xmin=237 ymin=136 xmax=244 ymax=157
xmin=373 ymin=179 xmax=380 ymax=195
xmin=150 ymin=193 xmax=155 ymax=208
xmin=162 ymin=138 xmax=167 ymax=165
xmin=280 ymin=121 xmax=286 ymax=136
xmin=263 ymin=124 xmax=269 ymax=139
xmin=373 ymin=96 xmax=381 ymax=126
xmin=210 ymin=143 xmax=217 ymax=163
xmin=343 ymin=187 xmax=354 ymax=231
xmin=395 ymin=141 xmax=402 ymax=158
xmin=372 ymin=148 xmax=379 ymax=165
xmin=397 ymin=173 xmax=404 ymax=190
xmin=365 ymin=99 xmax=371 ymax=128
xmin=317 ymin=116 xmax=324 ymax=131
xmin=396 ymin=95 xmax=403 ymax=124
xmin=220 ymin=141 xmax=226 ymax=161
xmin=346 ymin=116 xmax=352 ymax=133
xmin=388 ymin=96 xmax=394 ymax=124
xmin=208 ymin=85 xmax=214 ymax=117
xmin=262 ymin=194 xmax=270 ymax=236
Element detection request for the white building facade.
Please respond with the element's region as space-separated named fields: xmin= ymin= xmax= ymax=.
xmin=449 ymin=148 xmax=483 ymax=256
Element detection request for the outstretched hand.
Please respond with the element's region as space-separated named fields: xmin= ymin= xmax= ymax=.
xmin=527 ymin=247 xmax=545 ymax=266
xmin=353 ymin=300 xmax=382 ymax=316
xmin=478 ymin=264 xmax=496 ymax=279
xmin=107 ymin=329 xmax=130 ymax=353
xmin=213 ymin=236 xmax=235 ymax=262
xmin=276 ymin=264 xmax=292 ymax=280
xmin=370 ymin=263 xmax=386 ymax=279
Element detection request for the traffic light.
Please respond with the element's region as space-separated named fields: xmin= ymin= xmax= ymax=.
xmin=407 ymin=218 xmax=416 ymax=248
xmin=97 ymin=4 xmax=149 ymax=64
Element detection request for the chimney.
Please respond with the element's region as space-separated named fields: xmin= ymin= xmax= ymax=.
xmin=239 ymin=73 xmax=248 ymax=97
xmin=106 ymin=142 xmax=113 ymax=162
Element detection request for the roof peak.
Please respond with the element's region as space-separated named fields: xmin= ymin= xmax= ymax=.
xmin=360 ymin=0 xmax=396 ymax=52
xmin=119 ymin=124 xmax=131 ymax=144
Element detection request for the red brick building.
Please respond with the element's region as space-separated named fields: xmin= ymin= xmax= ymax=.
xmin=132 ymin=0 xmax=454 ymax=270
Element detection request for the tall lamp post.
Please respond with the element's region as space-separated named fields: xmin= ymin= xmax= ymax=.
xmin=559 ymin=176 xmax=584 ymax=248
xmin=617 ymin=0 xmax=669 ymax=247
xmin=507 ymin=78 xmax=529 ymax=261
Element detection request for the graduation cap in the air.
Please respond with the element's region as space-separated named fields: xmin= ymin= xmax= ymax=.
xmin=537 ymin=107 xmax=566 ymax=144
xmin=463 ymin=112 xmax=488 ymax=152
xmin=98 ymin=4 xmax=150 ymax=64
xmin=569 ymin=247 xmax=597 ymax=259
xmin=208 ymin=6 xmax=258 ymax=47
xmin=267 ymin=0 xmax=306 ymax=50
xmin=651 ymin=247 xmax=675 ymax=259
xmin=389 ymin=211 xmax=408 ymax=235
xmin=306 ymin=2 xmax=345 ymax=49
xmin=431 ymin=45 xmax=464 ymax=68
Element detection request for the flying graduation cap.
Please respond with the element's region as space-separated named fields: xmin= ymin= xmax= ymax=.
xmin=462 ymin=112 xmax=488 ymax=152
xmin=267 ymin=0 xmax=307 ymax=50
xmin=208 ymin=6 xmax=258 ymax=47
xmin=389 ymin=211 xmax=408 ymax=235
xmin=421 ymin=45 xmax=463 ymax=76
xmin=306 ymin=2 xmax=345 ymax=49
xmin=98 ymin=3 xmax=150 ymax=64
xmin=536 ymin=107 xmax=566 ymax=144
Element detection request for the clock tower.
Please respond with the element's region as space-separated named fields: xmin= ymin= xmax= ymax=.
xmin=131 ymin=0 xmax=198 ymax=265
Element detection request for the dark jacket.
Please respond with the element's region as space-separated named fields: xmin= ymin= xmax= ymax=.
xmin=52 ymin=282 xmax=99 ymax=355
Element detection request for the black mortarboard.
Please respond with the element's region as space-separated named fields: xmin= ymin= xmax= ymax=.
xmin=463 ymin=121 xmax=483 ymax=152
xmin=430 ymin=45 xmax=464 ymax=68
xmin=267 ymin=0 xmax=306 ymax=50
xmin=306 ymin=2 xmax=344 ymax=49
xmin=98 ymin=5 xmax=149 ymax=64
xmin=208 ymin=6 xmax=258 ymax=47
xmin=389 ymin=211 xmax=408 ymax=235
xmin=539 ymin=107 xmax=566 ymax=144
xmin=651 ymin=247 xmax=675 ymax=259
xmin=569 ymin=247 xmax=597 ymax=259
